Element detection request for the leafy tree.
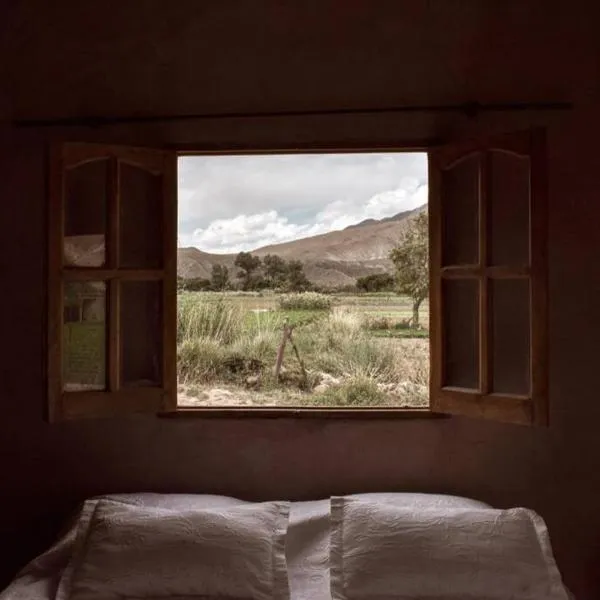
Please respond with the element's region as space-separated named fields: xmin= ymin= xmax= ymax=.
xmin=185 ymin=277 xmax=212 ymax=292
xmin=285 ymin=260 xmax=311 ymax=292
xmin=177 ymin=276 xmax=188 ymax=292
xmin=389 ymin=211 xmax=429 ymax=328
xmin=262 ymin=254 xmax=288 ymax=288
xmin=234 ymin=252 xmax=262 ymax=290
xmin=210 ymin=264 xmax=230 ymax=291
xmin=356 ymin=272 xmax=395 ymax=293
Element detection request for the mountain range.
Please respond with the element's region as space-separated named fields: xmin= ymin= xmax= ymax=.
xmin=178 ymin=204 xmax=426 ymax=287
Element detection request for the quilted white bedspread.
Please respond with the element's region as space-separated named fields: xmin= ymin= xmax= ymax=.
xmin=0 ymin=492 xmax=571 ymax=600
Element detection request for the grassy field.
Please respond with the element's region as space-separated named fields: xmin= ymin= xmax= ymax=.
xmin=177 ymin=291 xmax=429 ymax=408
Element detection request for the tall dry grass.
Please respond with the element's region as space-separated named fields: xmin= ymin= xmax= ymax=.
xmin=177 ymin=294 xmax=245 ymax=345
xmin=177 ymin=293 xmax=429 ymax=406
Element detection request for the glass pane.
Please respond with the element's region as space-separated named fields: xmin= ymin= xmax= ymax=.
xmin=63 ymin=282 xmax=106 ymax=391
xmin=64 ymin=160 xmax=108 ymax=267
xmin=120 ymin=162 xmax=163 ymax=268
xmin=443 ymin=279 xmax=479 ymax=389
xmin=489 ymin=151 xmax=530 ymax=266
xmin=491 ymin=279 xmax=530 ymax=394
xmin=441 ymin=154 xmax=480 ymax=266
xmin=121 ymin=281 xmax=162 ymax=386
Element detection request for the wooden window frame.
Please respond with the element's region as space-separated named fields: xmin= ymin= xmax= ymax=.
xmin=47 ymin=134 xmax=547 ymax=424
xmin=429 ymin=130 xmax=547 ymax=426
xmin=48 ymin=143 xmax=177 ymax=421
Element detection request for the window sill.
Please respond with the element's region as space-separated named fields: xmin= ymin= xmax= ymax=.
xmin=159 ymin=407 xmax=448 ymax=419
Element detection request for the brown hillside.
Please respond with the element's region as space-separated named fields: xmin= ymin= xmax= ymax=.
xmin=177 ymin=248 xmax=235 ymax=280
xmin=177 ymin=205 xmax=425 ymax=286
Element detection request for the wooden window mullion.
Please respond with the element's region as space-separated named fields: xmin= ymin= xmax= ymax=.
xmin=428 ymin=158 xmax=443 ymax=397
xmin=47 ymin=147 xmax=65 ymax=421
xmin=63 ymin=269 xmax=164 ymax=281
xmin=160 ymin=154 xmax=178 ymax=411
xmin=108 ymin=279 xmax=121 ymax=393
xmin=107 ymin=157 xmax=120 ymax=393
xmin=479 ymin=153 xmax=490 ymax=395
xmin=108 ymin=158 xmax=120 ymax=270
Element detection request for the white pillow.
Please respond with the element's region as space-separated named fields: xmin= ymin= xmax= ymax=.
xmin=330 ymin=497 xmax=569 ymax=600
xmin=57 ymin=498 xmax=290 ymax=600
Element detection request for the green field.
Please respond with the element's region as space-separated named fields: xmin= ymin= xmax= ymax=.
xmin=177 ymin=291 xmax=429 ymax=408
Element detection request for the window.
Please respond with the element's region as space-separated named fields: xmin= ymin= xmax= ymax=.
xmin=47 ymin=131 xmax=547 ymax=425
xmin=429 ymin=131 xmax=547 ymax=425
xmin=176 ymin=152 xmax=429 ymax=411
xmin=47 ymin=144 xmax=177 ymax=420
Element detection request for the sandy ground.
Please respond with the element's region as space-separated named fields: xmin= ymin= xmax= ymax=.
xmin=177 ymin=379 xmax=428 ymax=408
xmin=177 ymin=384 xmax=308 ymax=407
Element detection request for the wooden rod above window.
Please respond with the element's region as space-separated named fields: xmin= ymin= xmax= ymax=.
xmin=13 ymin=101 xmax=573 ymax=128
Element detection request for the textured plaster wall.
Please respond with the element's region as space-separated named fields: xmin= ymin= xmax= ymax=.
xmin=1 ymin=2 xmax=600 ymax=597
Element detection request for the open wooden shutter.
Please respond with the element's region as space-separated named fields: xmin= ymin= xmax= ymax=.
xmin=48 ymin=143 xmax=177 ymax=421
xmin=429 ymin=130 xmax=547 ymax=425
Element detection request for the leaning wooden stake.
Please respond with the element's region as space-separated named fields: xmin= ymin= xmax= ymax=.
xmin=274 ymin=321 xmax=293 ymax=380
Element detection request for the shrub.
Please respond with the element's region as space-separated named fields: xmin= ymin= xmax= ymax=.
xmin=341 ymin=339 xmax=397 ymax=380
xmin=312 ymin=376 xmax=386 ymax=407
xmin=278 ymin=292 xmax=333 ymax=311
xmin=364 ymin=315 xmax=393 ymax=330
xmin=177 ymin=338 xmax=224 ymax=383
xmin=293 ymin=308 xmax=396 ymax=382
xmin=363 ymin=316 xmax=417 ymax=333
xmin=394 ymin=318 xmax=414 ymax=330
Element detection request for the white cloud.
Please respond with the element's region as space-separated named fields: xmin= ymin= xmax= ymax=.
xmin=188 ymin=210 xmax=318 ymax=254
xmin=184 ymin=180 xmax=428 ymax=254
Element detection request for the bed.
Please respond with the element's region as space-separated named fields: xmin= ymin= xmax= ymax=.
xmin=0 ymin=492 xmax=572 ymax=600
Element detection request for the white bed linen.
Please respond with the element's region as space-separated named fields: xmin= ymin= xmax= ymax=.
xmin=57 ymin=499 xmax=290 ymax=600
xmin=330 ymin=497 xmax=569 ymax=600
xmin=1 ymin=492 xmax=568 ymax=600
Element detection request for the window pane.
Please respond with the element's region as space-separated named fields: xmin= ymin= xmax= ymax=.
xmin=489 ymin=151 xmax=530 ymax=266
xmin=64 ymin=160 xmax=108 ymax=267
xmin=121 ymin=281 xmax=162 ymax=386
xmin=441 ymin=154 xmax=479 ymax=266
xmin=491 ymin=279 xmax=530 ymax=394
xmin=120 ymin=162 xmax=163 ymax=268
xmin=63 ymin=281 xmax=106 ymax=391
xmin=443 ymin=279 xmax=479 ymax=389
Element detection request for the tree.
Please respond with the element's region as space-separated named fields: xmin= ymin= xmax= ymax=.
xmin=234 ymin=252 xmax=262 ymax=290
xmin=389 ymin=211 xmax=429 ymax=328
xmin=285 ymin=260 xmax=311 ymax=292
xmin=356 ymin=272 xmax=395 ymax=293
xmin=177 ymin=276 xmax=188 ymax=292
xmin=185 ymin=277 xmax=212 ymax=292
xmin=262 ymin=254 xmax=288 ymax=288
xmin=210 ymin=264 xmax=229 ymax=291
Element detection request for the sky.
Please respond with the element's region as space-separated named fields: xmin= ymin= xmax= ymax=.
xmin=178 ymin=152 xmax=428 ymax=254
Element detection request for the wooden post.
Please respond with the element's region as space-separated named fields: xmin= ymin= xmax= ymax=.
xmin=274 ymin=321 xmax=293 ymax=381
